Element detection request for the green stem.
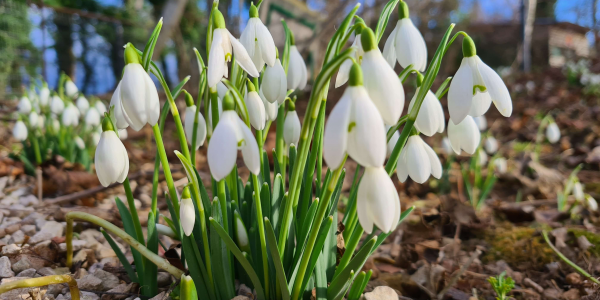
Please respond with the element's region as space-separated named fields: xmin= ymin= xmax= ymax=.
xmin=217 ymin=180 xmax=228 ymax=234
xmin=154 ymin=76 xmax=191 ymax=162
xmin=0 ymin=275 xmax=80 ymax=300
xmin=123 ymin=178 xmax=145 ymax=246
xmin=276 ymin=103 xmax=286 ymax=177
xmin=152 ymin=124 xmax=180 ymax=213
xmin=542 ymin=231 xmax=600 ymax=284
xmin=251 ymin=174 xmax=270 ymax=299
xmin=256 ymin=129 xmax=264 ymax=166
xmin=210 ymin=87 xmax=220 ymax=138
xmin=31 ymin=134 xmax=42 ymax=165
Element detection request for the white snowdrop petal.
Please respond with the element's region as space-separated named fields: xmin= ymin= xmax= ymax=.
xmin=13 ymin=121 xmax=28 ymax=141
xmin=229 ymin=32 xmax=259 ymax=78
xmin=208 ymin=33 xmax=226 ymax=88
xmin=109 ymin=84 xmax=127 ymax=129
xmin=335 ymin=58 xmax=354 ymax=88
xmin=246 ymin=92 xmax=266 ymax=130
xmin=361 ymin=51 xmax=405 ymax=125
xmin=477 ymin=57 xmax=512 ymax=117
xmin=276 ymin=62 xmax=288 ymax=104
xmin=546 ymin=123 xmax=560 ymax=143
xmin=180 ymin=197 xmax=196 ymax=236
xmin=262 ymin=60 xmax=287 ymax=104
xmin=288 ymin=46 xmax=308 ymax=90
xmin=448 ymin=116 xmax=480 ymax=155
xmin=346 ymin=88 xmax=387 ymax=167
xmin=143 ymin=72 xmax=160 ymax=126
xmin=207 ymin=114 xmax=239 ymax=181
xmin=396 ymin=147 xmax=409 ymax=183
xmin=260 ymin=89 xmax=278 ymax=121
xmin=76 ymin=96 xmax=89 ymax=114
xmin=256 ymin=21 xmax=276 ymax=67
xmin=382 ymin=26 xmax=397 ymax=67
xmin=468 ymin=92 xmax=492 ymax=117
xmin=237 ymin=118 xmax=261 ymax=175
xmin=423 ymin=140 xmax=442 ymax=179
xmin=323 ymin=93 xmax=352 ymax=169
xmin=484 ymin=137 xmax=498 ymax=154
xmin=284 ymin=110 xmax=301 ymax=146
xmin=405 ymin=136 xmax=431 ymax=183
xmin=240 ymin=19 xmax=257 ymax=58
xmin=120 ymin=64 xmax=149 ymax=130
xmin=184 ymin=106 xmax=207 ymax=150
xmin=95 ymin=131 xmax=129 ymax=187
xmin=358 ymin=167 xmax=399 ymax=234
xmin=448 ymin=58 xmax=474 ymax=124
xmin=387 ymin=129 xmax=400 ymax=157
xmin=394 ymin=19 xmax=427 ymax=71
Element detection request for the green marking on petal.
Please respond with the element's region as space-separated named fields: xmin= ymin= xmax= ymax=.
xmin=473 ymin=85 xmax=487 ymax=95
xmin=238 ymin=139 xmax=245 ymax=147
xmin=225 ymin=53 xmax=232 ymax=62
xmin=348 ymin=122 xmax=356 ymax=132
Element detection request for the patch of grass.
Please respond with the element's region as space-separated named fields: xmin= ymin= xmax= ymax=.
xmin=568 ymin=228 xmax=600 ymax=257
xmin=484 ymin=224 xmax=554 ymax=270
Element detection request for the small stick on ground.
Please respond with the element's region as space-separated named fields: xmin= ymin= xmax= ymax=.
xmin=36 ymin=167 xmax=42 ymax=203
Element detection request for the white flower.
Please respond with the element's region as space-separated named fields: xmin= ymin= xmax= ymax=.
xmin=396 ymin=135 xmax=442 ymax=183
xmin=118 ymin=129 xmax=128 ymax=140
xmin=234 ymin=212 xmax=250 ymax=252
xmin=76 ymin=95 xmax=89 ymax=114
xmin=484 ymin=136 xmax=498 ymax=154
xmin=585 ymin=194 xmax=598 ymax=211
xmin=478 ymin=150 xmax=488 ymax=165
xmin=29 ymin=111 xmax=39 ymax=127
xmin=18 ymin=96 xmax=32 ymax=114
xmin=284 ymin=108 xmax=301 ymax=146
xmin=448 ymin=47 xmax=512 ymax=124
xmin=386 ymin=127 xmax=400 ymax=157
xmin=75 ymin=136 xmax=85 ymax=149
xmin=207 ymin=10 xmax=259 ymax=88
xmin=494 ymin=157 xmax=507 ymax=173
xmin=357 ymin=166 xmax=400 ymax=234
xmin=473 ymin=116 xmax=487 ymax=131
xmin=244 ymin=86 xmax=266 ymax=130
xmin=62 ymin=104 xmax=80 ymax=126
xmin=50 ymin=95 xmax=65 ymax=114
xmin=335 ymin=34 xmax=363 ymax=88
xmin=95 ymin=101 xmax=107 ymax=116
xmin=207 ymin=103 xmax=260 ymax=181
xmin=39 ymin=87 xmax=50 ymax=106
xmin=207 ymin=82 xmax=228 ymax=132
xmin=288 ymin=45 xmax=308 ymax=90
xmin=95 ymin=126 xmax=129 ymax=187
xmin=360 ymin=28 xmax=405 ymax=126
xmin=323 ymin=67 xmax=387 ymax=169
xmin=408 ymin=88 xmax=445 ymax=136
xmin=52 ymin=119 xmax=60 ymax=132
xmin=84 ymin=108 xmax=100 ymax=127
xmin=184 ymin=105 xmax=207 ymax=150
xmin=240 ymin=4 xmax=276 ymax=71
xmin=13 ymin=120 xmax=28 ymax=141
xmin=260 ymin=88 xmax=278 ymax=121
xmin=92 ymin=132 xmax=100 ymax=145
xmin=261 ymin=59 xmax=287 ymax=104
xmin=36 ymin=115 xmax=45 ymax=129
xmin=65 ymin=79 xmax=79 ymax=98
xmin=179 ymin=187 xmax=195 ymax=236
xmin=573 ymin=182 xmax=584 ymax=201
xmin=441 ymin=137 xmax=453 ymax=155
xmin=546 ymin=122 xmax=560 ymax=143
xmin=110 ymin=45 xmax=160 ymax=131
xmin=382 ymin=7 xmax=427 ymax=72
xmin=447 ymin=116 xmax=481 ymax=155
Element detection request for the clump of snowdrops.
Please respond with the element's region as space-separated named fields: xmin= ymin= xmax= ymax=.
xmin=11 ymin=74 xmax=112 ymax=173
xmin=63 ymin=0 xmax=513 ymax=299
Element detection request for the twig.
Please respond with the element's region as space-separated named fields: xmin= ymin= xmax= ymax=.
xmin=542 ymin=230 xmax=600 ymax=285
xmin=36 ymin=167 xmax=42 ymax=204
xmin=437 ymin=249 xmax=482 ymax=300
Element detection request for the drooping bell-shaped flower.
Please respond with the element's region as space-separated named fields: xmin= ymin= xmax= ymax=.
xmin=573 ymin=182 xmax=584 ymax=201
xmin=208 ymin=9 xmax=259 ymax=88
xmin=240 ymin=3 xmax=276 ymax=71
xmin=262 ymin=58 xmax=287 ymax=104
xmin=287 ymin=39 xmax=308 ymax=91
xmin=408 ymin=87 xmax=445 ymax=136
xmin=448 ymin=36 xmax=512 ymax=124
xmin=29 ymin=111 xmax=39 ymax=128
xmin=441 ymin=137 xmax=453 ymax=155
xmin=357 ymin=166 xmax=401 ymax=234
xmin=386 ymin=126 xmax=400 ymax=157
xmin=65 ymin=79 xmax=79 ymax=98
xmin=284 ymin=101 xmax=301 ymax=146
xmin=478 ymin=150 xmax=488 ymax=165
xmin=493 ymin=157 xmax=507 ymax=173
xmin=95 ymin=117 xmax=129 ymax=187
xmin=110 ymin=44 xmax=160 ymax=131
xmin=336 ymin=22 xmax=365 ymax=88
xmin=62 ymin=104 xmax=80 ymax=126
xmin=260 ymin=88 xmax=278 ymax=121
xmin=75 ymin=136 xmax=85 ymax=150
xmin=585 ymin=194 xmax=598 ymax=211
xmin=179 ymin=186 xmax=195 ymax=236
xmin=13 ymin=120 xmax=28 ymax=141
xmin=39 ymin=85 xmax=50 ymax=106
xmin=207 ymin=94 xmax=261 ymax=181
xmin=183 ymin=91 xmax=207 ymax=150
xmin=447 ymin=116 xmax=481 ymax=155
xmin=360 ymin=28 xmax=405 ymax=126
xmin=323 ymin=63 xmax=387 ymax=169
xmin=473 ymin=116 xmax=487 ymax=131
xmin=484 ymin=136 xmax=498 ymax=154
xmin=95 ymin=101 xmax=107 ymax=116
xmin=118 ymin=129 xmax=128 ymax=140
xmin=546 ymin=122 xmax=560 ymax=143
xmin=382 ymin=1 xmax=427 ymax=72
xmin=18 ymin=96 xmax=32 ymax=114
xmin=244 ymin=81 xmax=266 ymax=130
xmin=76 ymin=95 xmax=89 ymax=114
xmin=85 ymin=107 xmax=101 ymax=127
xmin=50 ymin=95 xmax=65 ymax=115
xmin=397 ymin=135 xmax=442 ymax=184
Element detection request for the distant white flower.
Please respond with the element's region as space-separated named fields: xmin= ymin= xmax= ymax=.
xmin=234 ymin=212 xmax=250 ymax=252
xmin=29 ymin=111 xmax=39 ymax=128
xmin=184 ymin=105 xmax=207 ymax=150
xmin=357 ymin=166 xmax=400 ymax=234
xmin=386 ymin=127 xmax=399 ymax=157
xmin=18 ymin=96 xmax=32 ymax=114
xmin=473 ymin=116 xmax=487 ymax=131
xmin=76 ymin=95 xmax=89 ymax=114
xmin=118 ymin=129 xmax=128 ymax=140
xmin=287 ymin=45 xmax=308 ymax=90
xmin=65 ymin=79 xmax=79 ymax=98
xmin=85 ymin=108 xmax=101 ymax=127
xmin=546 ymin=122 xmax=560 ymax=143
xmin=284 ymin=106 xmax=301 ymax=146
xmin=13 ymin=121 xmax=28 ymax=141
xmin=95 ymin=120 xmax=129 ymax=187
xmin=484 ymin=136 xmax=498 ymax=154
xmin=95 ymin=101 xmax=107 ymax=116
xmin=36 ymin=115 xmax=45 ymax=129
xmin=92 ymin=132 xmax=100 ymax=145
xmin=261 ymin=59 xmax=287 ymax=104
xmin=585 ymin=194 xmax=598 ymax=211
xmin=62 ymin=104 xmax=80 ymax=126
xmin=75 ymin=136 xmax=85 ymax=149
xmin=408 ymin=88 xmax=445 ymax=136
xmin=52 ymin=119 xmax=60 ymax=132
xmin=478 ymin=150 xmax=488 ymax=165
xmin=382 ymin=2 xmax=427 ymax=72
xmin=50 ymin=95 xmax=65 ymax=114
xmin=244 ymin=84 xmax=266 ymax=130
xmin=39 ymin=86 xmax=50 ymax=106
xmin=447 ymin=116 xmax=481 ymax=155
xmin=494 ymin=157 xmax=507 ymax=173
xmin=396 ymin=135 xmax=442 ymax=184
xmin=240 ymin=3 xmax=276 ymax=71
xmin=441 ymin=137 xmax=453 ymax=155
xmin=573 ymin=182 xmax=584 ymax=201
xmin=336 ymin=33 xmax=363 ymax=88
xmin=179 ymin=187 xmax=195 ymax=236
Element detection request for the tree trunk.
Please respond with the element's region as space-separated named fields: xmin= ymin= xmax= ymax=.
xmin=152 ymin=0 xmax=189 ymax=60
xmin=523 ymin=0 xmax=537 ymax=72
xmin=54 ymin=14 xmax=75 ymax=82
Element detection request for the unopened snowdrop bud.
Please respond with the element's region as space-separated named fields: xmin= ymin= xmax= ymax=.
xmin=75 ymin=136 xmax=85 ymax=149
xmin=484 ymin=136 xmax=498 ymax=154
xmin=40 ymin=85 xmax=50 ymax=106
xmin=18 ymin=96 xmax=32 ymax=114
xmin=76 ymin=95 xmax=89 ymax=114
xmin=448 ymin=36 xmax=512 ymax=124
xmin=85 ymin=108 xmax=101 ymax=127
xmin=207 ymin=94 xmax=261 ymax=181
xmin=441 ymin=137 xmax=453 ymax=155
xmin=207 ymin=9 xmax=259 ymax=88
xmin=50 ymin=95 xmax=65 ymax=114
xmin=234 ymin=211 xmax=250 ymax=253
xmin=244 ymin=81 xmax=266 ymax=130
xmin=382 ymin=1 xmax=427 ymax=71
xmin=110 ymin=44 xmax=160 ymax=131
xmin=324 ymin=63 xmax=387 ymax=169
xmin=95 ymin=101 xmax=107 ymax=116
xmin=288 ymin=38 xmax=308 ymax=90
xmin=118 ymin=129 xmax=128 ymax=140
xmin=360 ymin=28 xmax=405 ymax=125
xmin=387 ymin=127 xmax=400 ymax=157
xmin=284 ymin=101 xmax=301 ymax=146
xmin=183 ymin=91 xmax=207 ymax=150
xmin=494 ymin=157 xmax=507 ymax=173
xmin=180 ymin=186 xmax=195 ymax=236
xmin=260 ymin=88 xmax=278 ymax=121
xmin=62 ymin=104 xmax=80 ymax=126
xmin=585 ymin=194 xmax=598 ymax=211
xmin=29 ymin=111 xmax=39 ymax=127
xmin=408 ymin=88 xmax=445 ymax=136
xmin=262 ymin=58 xmax=287 ymax=104
xmin=240 ymin=3 xmax=276 ymax=71
xmin=65 ymin=79 xmax=79 ymax=98
xmin=546 ymin=122 xmax=560 ymax=143
xmin=357 ymin=167 xmax=401 ymax=234
xmin=447 ymin=116 xmax=481 ymax=155
xmin=396 ymin=135 xmax=442 ymax=183
xmin=13 ymin=120 xmax=28 ymax=141
xmin=95 ymin=117 xmax=129 ymax=187
xmin=179 ymin=274 xmax=198 ymax=300
xmin=473 ymin=116 xmax=487 ymax=131
xmin=573 ymin=182 xmax=584 ymax=201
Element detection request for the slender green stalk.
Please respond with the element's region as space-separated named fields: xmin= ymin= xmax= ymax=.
xmin=123 ymin=178 xmax=145 ymax=245
xmin=210 ymin=87 xmax=220 ymax=137
xmin=276 ymin=103 xmax=286 ymax=179
xmin=542 ymin=231 xmax=600 ymax=284
xmin=252 ymin=174 xmax=270 ymax=299
xmin=0 ymin=275 xmax=80 ymax=300
xmin=217 ymin=180 xmax=228 ymax=233
xmin=30 ymin=134 xmax=42 ymax=165
xmin=154 ymin=77 xmax=191 ymax=162
xmin=152 ymin=124 xmax=180 ymax=213
xmin=256 ymin=129 xmax=264 ymax=166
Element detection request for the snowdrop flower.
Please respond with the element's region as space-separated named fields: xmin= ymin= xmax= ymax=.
xmin=207 ymin=94 xmax=260 ymax=181
xmin=95 ymin=101 xmax=107 ymax=116
xmin=50 ymin=95 xmax=65 ymax=114
xmin=183 ymin=91 xmax=207 ymax=150
xmin=92 ymin=132 xmax=100 ymax=145
xmin=546 ymin=122 xmax=560 ymax=143
xmin=18 ymin=96 xmax=32 ymax=114
xmin=207 ymin=82 xmax=228 ymax=132
xmin=283 ymin=102 xmax=301 ymax=146
xmin=62 ymin=104 xmax=80 ymax=126
xmin=76 ymin=95 xmax=89 ymax=114
xmin=382 ymin=1 xmax=427 ymax=71
xmin=387 ymin=127 xmax=400 ymax=157
xmin=288 ymin=42 xmax=308 ymax=90
xmin=585 ymin=195 xmax=598 ymax=211
xmin=240 ymin=3 xmax=276 ymax=71
xmin=40 ymin=85 xmax=50 ymax=106
xmin=29 ymin=111 xmax=39 ymax=127
xmin=441 ymin=137 xmax=453 ymax=155
xmin=360 ymin=28 xmax=405 ymax=125
xmin=234 ymin=211 xmax=250 ymax=253
xmin=52 ymin=119 xmax=60 ymax=132
xmin=207 ymin=9 xmax=259 ymax=88
xmin=74 ymin=136 xmax=85 ymax=149
xmin=244 ymin=81 xmax=266 ymax=130
xmin=573 ymin=182 xmax=584 ymax=201
xmin=447 ymin=116 xmax=481 ymax=155
xmin=95 ymin=118 xmax=129 ymax=187
xmin=484 ymin=136 xmax=498 ymax=154
xmin=179 ymin=187 xmax=195 ymax=236
xmin=448 ymin=36 xmax=512 ymax=124
xmin=357 ymin=166 xmax=400 ymax=234
xmin=473 ymin=116 xmax=487 ymax=131
xmin=36 ymin=115 xmax=45 ymax=129
xmin=260 ymin=88 xmax=278 ymax=121
xmin=85 ymin=108 xmax=101 ymax=127
xmin=396 ymin=135 xmax=442 ymax=183
xmin=478 ymin=150 xmax=488 ymax=165
xmin=408 ymin=88 xmax=445 ymax=136
xmin=493 ymin=157 xmax=507 ymax=173
xmin=118 ymin=129 xmax=128 ymax=140
xmin=324 ymin=63 xmax=387 ymax=169
xmin=335 ymin=22 xmax=364 ymax=88
xmin=110 ymin=44 xmax=160 ymax=131
xmin=65 ymin=79 xmax=79 ymax=98
xmin=13 ymin=120 xmax=27 ymax=141
xmin=261 ymin=58 xmax=287 ymax=104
